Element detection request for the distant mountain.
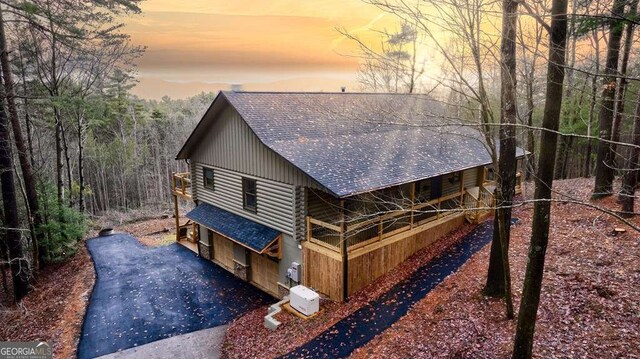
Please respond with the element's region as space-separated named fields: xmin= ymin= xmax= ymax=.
xmin=131 ymin=76 xmax=361 ymax=100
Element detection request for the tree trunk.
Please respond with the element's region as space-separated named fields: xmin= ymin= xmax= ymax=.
xmin=17 ymin=47 xmax=35 ymax=169
xmin=54 ymin=107 xmax=64 ymax=205
xmin=525 ymin=80 xmax=535 ymax=181
xmin=593 ymin=0 xmax=626 ymax=198
xmin=0 ymin=79 xmax=30 ymax=302
xmin=611 ymin=0 xmax=638 ymax=162
xmin=484 ymin=0 xmax=518 ymax=321
xmin=554 ymin=138 xmax=567 ymax=179
xmin=77 ymin=110 xmax=85 ymax=212
xmin=0 ymin=5 xmax=43 ymax=270
xmin=620 ymin=90 xmax=640 ymax=216
xmin=60 ymin=120 xmax=73 ymax=208
xmin=512 ymin=0 xmax=568 ymax=356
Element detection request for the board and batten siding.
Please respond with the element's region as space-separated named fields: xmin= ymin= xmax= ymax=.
xmin=190 ymin=106 xmax=324 ymax=191
xmin=194 ymin=163 xmax=295 ymax=236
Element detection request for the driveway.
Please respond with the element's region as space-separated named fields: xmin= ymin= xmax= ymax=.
xmin=78 ymin=233 xmax=273 ymax=359
xmin=282 ymin=219 xmax=518 ymax=358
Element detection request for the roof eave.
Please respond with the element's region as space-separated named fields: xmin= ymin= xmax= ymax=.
xmin=175 ymin=91 xmax=226 ymax=160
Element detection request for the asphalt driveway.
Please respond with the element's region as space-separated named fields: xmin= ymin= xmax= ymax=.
xmin=78 ymin=233 xmax=273 ymax=359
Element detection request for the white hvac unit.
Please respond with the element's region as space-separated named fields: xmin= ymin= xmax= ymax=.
xmin=289 ymin=285 xmax=320 ymax=316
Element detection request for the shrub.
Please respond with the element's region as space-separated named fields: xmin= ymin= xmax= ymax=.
xmin=37 ymin=184 xmax=87 ymax=263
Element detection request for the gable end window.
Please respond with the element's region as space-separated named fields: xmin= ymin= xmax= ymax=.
xmin=203 ymin=167 xmax=215 ymax=191
xmin=242 ymin=177 xmax=258 ymax=212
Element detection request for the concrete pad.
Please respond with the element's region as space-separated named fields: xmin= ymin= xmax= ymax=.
xmin=97 ymin=325 xmax=228 ymax=359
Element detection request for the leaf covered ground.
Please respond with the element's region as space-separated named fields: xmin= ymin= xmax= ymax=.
xmin=352 ymin=178 xmax=639 ymax=358
xmin=223 ymin=178 xmax=639 ymax=358
xmin=222 ymin=223 xmax=480 ymax=358
xmin=0 ymin=246 xmax=95 ymax=359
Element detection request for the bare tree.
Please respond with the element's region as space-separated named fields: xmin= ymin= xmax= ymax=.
xmin=0 ymin=71 xmax=30 ymax=301
xmin=620 ymin=90 xmax=640 ymax=216
xmin=339 ymin=22 xmax=425 ymax=93
xmin=485 ymin=0 xmax=519 ymax=319
xmin=593 ymin=0 xmax=626 ymax=198
xmin=0 ymin=4 xmax=42 ymax=268
xmin=513 ymin=0 xmax=568 ymax=355
xmin=610 ymin=0 xmax=639 ymax=165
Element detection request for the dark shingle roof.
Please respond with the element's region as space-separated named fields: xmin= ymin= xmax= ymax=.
xmin=186 ymin=203 xmax=280 ymax=252
xmin=219 ymin=91 xmax=522 ymax=197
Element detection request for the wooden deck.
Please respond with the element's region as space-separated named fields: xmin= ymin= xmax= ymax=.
xmin=172 ymin=172 xmax=192 ymax=199
xmin=172 ymin=172 xmax=197 ymax=242
xmin=178 ymin=239 xmax=198 ymax=254
xmin=301 ymin=171 xmax=528 ymax=302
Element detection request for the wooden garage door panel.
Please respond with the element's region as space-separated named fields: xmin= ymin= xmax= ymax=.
xmin=251 ymin=252 xmax=279 ymax=295
xmin=213 ymin=233 xmax=234 ymax=270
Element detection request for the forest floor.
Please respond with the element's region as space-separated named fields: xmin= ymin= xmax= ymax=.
xmin=222 ymin=178 xmax=640 ymax=358
xmin=1 ymin=178 xmax=637 ymax=358
xmin=0 ymin=246 xmax=95 ymax=359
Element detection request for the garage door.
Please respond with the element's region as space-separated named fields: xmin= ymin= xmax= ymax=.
xmin=250 ymin=252 xmax=279 ymax=296
xmin=213 ymin=233 xmax=234 ymax=270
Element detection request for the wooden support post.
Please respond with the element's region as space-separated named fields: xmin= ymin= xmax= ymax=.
xmin=172 ymin=172 xmax=177 ymax=192
xmin=174 ymin=194 xmax=179 ymax=242
xmin=340 ymin=200 xmax=348 ymax=302
xmin=459 ymin=171 xmax=465 ymax=206
xmin=306 ymin=216 xmax=311 ymax=241
xmin=410 ymin=182 xmax=416 ymax=228
xmin=437 ymin=197 xmax=442 ymax=219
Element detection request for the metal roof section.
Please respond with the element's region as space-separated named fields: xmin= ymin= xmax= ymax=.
xmin=186 ymin=202 xmax=281 ymax=253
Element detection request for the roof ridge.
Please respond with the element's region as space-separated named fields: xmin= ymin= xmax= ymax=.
xmin=221 ymin=90 xmax=433 ymax=96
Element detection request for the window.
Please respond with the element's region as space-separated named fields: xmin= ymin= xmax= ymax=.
xmin=242 ymin=177 xmax=257 ymax=212
xmin=448 ymin=172 xmax=461 ymax=184
xmin=203 ymin=167 xmax=214 ymax=190
xmin=416 ymin=179 xmax=431 ymax=202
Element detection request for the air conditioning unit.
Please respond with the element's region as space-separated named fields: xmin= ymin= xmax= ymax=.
xmin=289 ymin=285 xmax=319 ymax=316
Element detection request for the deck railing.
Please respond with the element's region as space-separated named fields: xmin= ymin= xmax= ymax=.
xmin=306 ymin=189 xmax=471 ymax=253
xmin=172 ymin=172 xmax=192 ymax=198
xmin=515 ymin=171 xmax=523 ymax=195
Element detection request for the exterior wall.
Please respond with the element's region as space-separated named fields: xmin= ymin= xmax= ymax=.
xmin=190 ymin=161 xmax=198 ymax=202
xmin=278 ymin=233 xmax=301 ymax=289
xmin=190 ymin=106 xmax=324 ymax=191
xmin=463 ymin=167 xmax=480 ymax=189
xmin=192 ymin=162 xmax=302 ymax=296
xmin=194 ymin=163 xmax=295 ymax=236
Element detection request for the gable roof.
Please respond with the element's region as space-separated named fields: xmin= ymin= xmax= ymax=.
xmin=177 ymin=91 xmax=523 ymax=198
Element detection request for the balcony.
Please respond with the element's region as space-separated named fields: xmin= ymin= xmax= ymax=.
xmin=304 ymin=170 xmax=528 ymax=255
xmin=172 ymin=172 xmax=192 ymax=199
xmin=306 ymin=188 xmax=482 ymax=255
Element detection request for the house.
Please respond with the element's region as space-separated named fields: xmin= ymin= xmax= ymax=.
xmin=172 ymin=91 xmax=524 ymax=301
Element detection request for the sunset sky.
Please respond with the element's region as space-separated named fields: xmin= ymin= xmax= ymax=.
xmin=123 ymin=0 xmax=398 ymax=99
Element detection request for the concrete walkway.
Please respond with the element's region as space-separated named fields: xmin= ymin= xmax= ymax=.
xmin=97 ymin=325 xmax=227 ymax=359
xmin=79 ymin=233 xmax=272 ymax=359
